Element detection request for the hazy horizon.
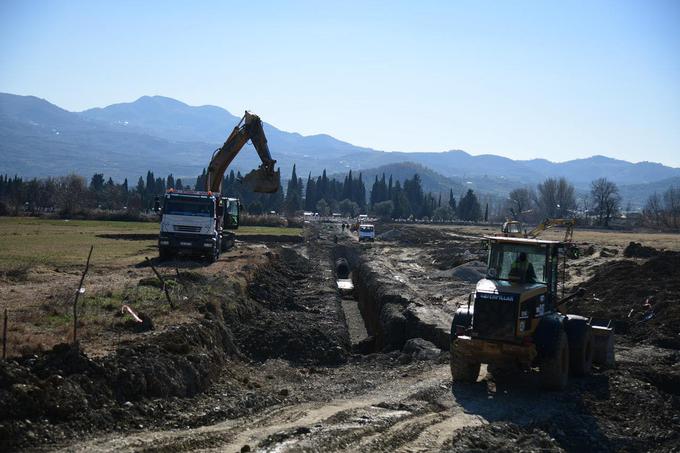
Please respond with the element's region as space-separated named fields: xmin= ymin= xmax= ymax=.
xmin=1 ymin=1 xmax=679 ymax=166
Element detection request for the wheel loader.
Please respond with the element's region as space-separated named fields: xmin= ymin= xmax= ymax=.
xmin=450 ymin=234 xmax=614 ymax=390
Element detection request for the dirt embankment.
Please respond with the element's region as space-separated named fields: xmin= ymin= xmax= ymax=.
xmin=344 ymin=224 xmax=482 ymax=353
xmin=0 ymin=242 xmax=351 ymax=451
xmin=573 ymin=250 xmax=680 ymax=349
xmin=0 ymin=314 xmax=239 ymax=451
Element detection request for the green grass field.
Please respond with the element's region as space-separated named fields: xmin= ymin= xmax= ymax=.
xmin=0 ymin=217 xmax=302 ymax=273
xmin=236 ymin=226 xmax=302 ymax=236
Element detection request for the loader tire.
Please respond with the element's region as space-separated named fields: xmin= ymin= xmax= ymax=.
xmin=488 ymin=363 xmax=520 ymax=380
xmin=569 ymin=324 xmax=593 ymax=376
xmin=450 ymin=346 xmax=480 ymax=383
xmin=540 ymin=328 xmax=569 ymax=390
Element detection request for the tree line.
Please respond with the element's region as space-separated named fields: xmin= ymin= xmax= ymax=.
xmin=1 ymin=169 xmax=678 ymax=230
xmin=0 ymin=171 xmax=190 ymax=216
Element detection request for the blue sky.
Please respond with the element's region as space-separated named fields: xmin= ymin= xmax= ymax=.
xmin=1 ymin=0 xmax=679 ymax=166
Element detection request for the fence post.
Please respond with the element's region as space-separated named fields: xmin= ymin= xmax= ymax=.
xmin=146 ymin=257 xmax=175 ymax=309
xmin=2 ymin=308 xmax=7 ymax=360
xmin=73 ymin=245 xmax=94 ymax=346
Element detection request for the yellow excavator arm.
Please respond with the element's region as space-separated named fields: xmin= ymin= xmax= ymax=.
xmin=206 ymin=111 xmax=280 ymax=194
xmin=527 ymin=218 xmax=576 ymax=242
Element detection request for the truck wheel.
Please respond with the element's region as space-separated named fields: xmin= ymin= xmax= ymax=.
xmin=569 ymin=325 xmax=594 ymax=376
xmin=450 ymin=346 xmax=480 ymax=383
xmin=540 ymin=328 xmax=569 ymax=390
xmin=208 ymin=250 xmax=219 ymax=263
xmin=159 ymin=248 xmax=172 ymax=261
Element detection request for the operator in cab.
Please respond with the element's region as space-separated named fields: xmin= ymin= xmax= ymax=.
xmin=509 ymin=251 xmax=536 ymax=283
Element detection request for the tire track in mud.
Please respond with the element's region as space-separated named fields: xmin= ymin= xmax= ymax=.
xmin=58 ymin=365 xmax=469 ymax=452
xmin=57 ymin=359 xmax=581 ymax=453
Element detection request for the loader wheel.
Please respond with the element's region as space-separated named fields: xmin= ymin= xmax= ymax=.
xmin=159 ymin=248 xmax=173 ymax=261
xmin=488 ymin=363 xmax=519 ymax=380
xmin=540 ymin=328 xmax=569 ymax=390
xmin=569 ymin=325 xmax=593 ymax=376
xmin=450 ymin=346 xmax=480 ymax=383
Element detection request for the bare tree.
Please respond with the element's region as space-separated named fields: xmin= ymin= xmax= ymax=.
xmin=643 ymin=192 xmax=663 ymax=226
xmin=536 ymin=177 xmax=576 ymax=219
xmin=590 ymin=178 xmax=621 ymax=227
xmin=507 ymin=187 xmax=533 ymax=221
xmin=664 ymin=186 xmax=680 ymax=228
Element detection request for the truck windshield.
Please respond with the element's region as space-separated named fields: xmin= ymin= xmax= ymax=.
xmin=164 ymin=198 xmax=213 ymax=217
xmin=487 ymin=243 xmax=547 ymax=284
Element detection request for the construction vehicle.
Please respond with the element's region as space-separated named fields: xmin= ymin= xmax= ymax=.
xmin=358 ymin=224 xmax=375 ymax=241
xmin=450 ymin=228 xmax=614 ymax=390
xmin=157 ymin=112 xmax=280 ymax=261
xmin=502 ymin=218 xmax=576 ymax=242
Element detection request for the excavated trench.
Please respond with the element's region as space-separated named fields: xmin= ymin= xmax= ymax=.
xmin=332 ymin=244 xmax=451 ymax=354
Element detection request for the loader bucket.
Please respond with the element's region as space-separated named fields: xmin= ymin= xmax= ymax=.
xmin=242 ymin=167 xmax=281 ymax=193
xmin=591 ymin=320 xmax=615 ymax=368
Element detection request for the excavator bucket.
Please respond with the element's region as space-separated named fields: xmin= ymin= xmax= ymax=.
xmin=241 ymin=166 xmax=281 ymax=193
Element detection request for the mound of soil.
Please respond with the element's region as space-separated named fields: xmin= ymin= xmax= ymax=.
xmin=0 ymin=316 xmax=239 ymax=450
xmin=573 ymin=251 xmax=680 ymax=349
xmin=233 ymin=247 xmax=350 ymax=365
xmin=623 ymin=241 xmax=660 ymax=258
xmin=429 ymin=248 xmax=478 ymax=270
xmin=377 ymin=226 xmax=451 ymax=245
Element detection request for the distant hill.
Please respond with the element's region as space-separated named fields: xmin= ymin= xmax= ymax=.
xmin=81 ymin=95 xmax=241 ymax=144
xmin=2 ymin=92 xmax=679 ymax=204
xmin=519 ymin=156 xmax=680 ymax=186
xmin=618 ymin=176 xmax=680 ymax=209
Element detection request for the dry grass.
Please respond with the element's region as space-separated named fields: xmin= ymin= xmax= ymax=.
xmin=0 ymin=217 xmax=301 ymax=275
xmin=0 ymin=217 xmax=159 ymax=274
xmin=436 ymin=224 xmax=680 ymax=251
xmin=0 ymin=216 xmax=276 ymax=358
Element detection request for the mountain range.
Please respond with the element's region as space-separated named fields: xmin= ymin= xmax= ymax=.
xmin=1 ymin=92 xmax=679 ymax=206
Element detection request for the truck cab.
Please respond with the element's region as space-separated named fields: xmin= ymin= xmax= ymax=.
xmin=158 ymin=190 xmax=238 ymax=262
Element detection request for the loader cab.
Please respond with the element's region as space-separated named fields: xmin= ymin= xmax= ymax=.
xmin=486 ymin=238 xmax=561 ymax=297
xmin=466 ymin=237 xmax=563 ymax=343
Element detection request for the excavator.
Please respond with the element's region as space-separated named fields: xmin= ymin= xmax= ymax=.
xmin=157 ymin=111 xmax=280 ymax=262
xmin=502 ymin=218 xmax=576 ymax=243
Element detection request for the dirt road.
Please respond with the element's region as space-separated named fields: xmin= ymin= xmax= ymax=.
xmin=62 ymin=357 xmax=596 ymax=453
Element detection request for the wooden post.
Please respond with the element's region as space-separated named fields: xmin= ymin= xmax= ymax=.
xmin=73 ymin=245 xmax=94 ymax=345
xmin=2 ymin=308 xmax=7 ymax=360
xmin=145 ymin=257 xmax=175 ymax=309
